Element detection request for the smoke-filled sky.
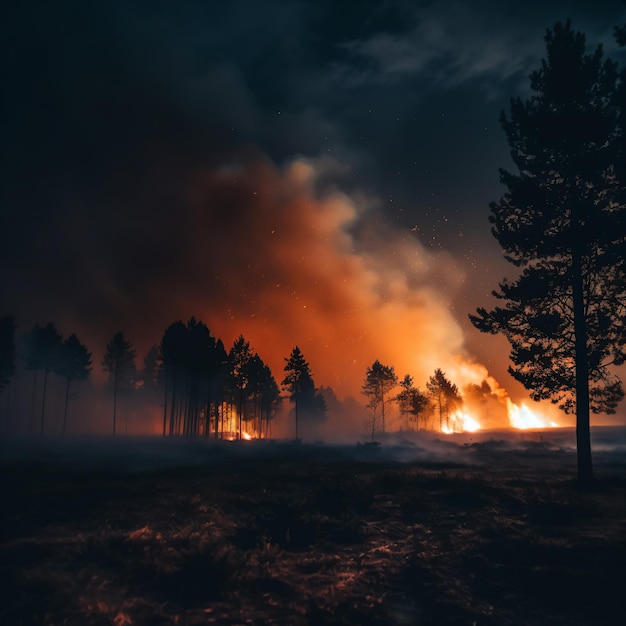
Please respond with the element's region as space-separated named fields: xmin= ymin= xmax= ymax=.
xmin=2 ymin=0 xmax=626 ymax=410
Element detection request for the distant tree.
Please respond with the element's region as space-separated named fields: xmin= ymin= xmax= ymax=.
xmin=102 ymin=331 xmax=137 ymax=435
xmin=160 ymin=319 xmax=227 ymax=438
xmin=282 ymin=346 xmax=326 ymax=440
xmin=361 ymin=360 xmax=398 ymax=439
xmin=395 ymin=374 xmax=414 ymax=430
xmin=25 ymin=323 xmax=62 ymax=435
xmin=160 ymin=321 xmax=187 ymax=436
xmin=395 ymin=374 xmax=430 ymax=430
xmin=207 ymin=338 xmax=228 ymax=438
xmin=141 ymin=344 xmax=160 ymax=391
xmin=0 ymin=316 xmax=16 ymax=392
xmin=228 ymin=335 xmax=253 ymax=439
xmin=469 ymin=21 xmax=626 ymax=484
xmin=248 ymin=354 xmax=281 ymax=438
xmin=55 ymin=334 xmax=91 ymax=434
xmin=179 ymin=318 xmax=216 ymax=436
xmin=426 ymin=369 xmax=461 ymax=431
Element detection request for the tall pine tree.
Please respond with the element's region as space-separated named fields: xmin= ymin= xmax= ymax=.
xmin=102 ymin=331 xmax=137 ymax=435
xmin=470 ymin=21 xmax=626 ymax=484
xmin=282 ymin=346 xmax=326 ymax=440
xmin=55 ymin=334 xmax=92 ymax=434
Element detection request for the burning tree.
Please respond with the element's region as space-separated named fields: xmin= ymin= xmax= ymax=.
xmin=160 ymin=319 xmax=229 ymax=438
xmin=362 ymin=360 xmax=398 ymax=439
xmin=228 ymin=335 xmax=254 ymax=439
xmin=426 ymin=369 xmax=461 ymax=432
xmin=247 ymin=354 xmax=281 ymax=438
xmin=470 ymin=21 xmax=626 ymax=484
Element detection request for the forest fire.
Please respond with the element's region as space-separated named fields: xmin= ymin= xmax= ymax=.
xmin=507 ymin=399 xmax=558 ymax=429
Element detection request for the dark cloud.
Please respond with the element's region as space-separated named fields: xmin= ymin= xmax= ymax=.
xmin=2 ymin=0 xmax=626 ymax=423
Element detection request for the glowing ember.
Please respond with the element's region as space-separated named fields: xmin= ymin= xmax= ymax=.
xmin=242 ymin=431 xmax=253 ymax=440
xmin=507 ymin=399 xmax=558 ymax=429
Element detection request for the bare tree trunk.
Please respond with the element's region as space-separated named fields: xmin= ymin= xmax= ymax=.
xmin=572 ymin=251 xmax=594 ymax=485
xmin=40 ymin=368 xmax=49 ymax=436
xmin=112 ymin=369 xmax=118 ymax=436
xmin=62 ymin=377 xmax=71 ymax=435
xmin=30 ymin=371 xmax=38 ymax=434
xmin=162 ymin=368 xmax=169 ymax=436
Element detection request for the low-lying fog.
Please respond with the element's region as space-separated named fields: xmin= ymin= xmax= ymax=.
xmin=1 ymin=427 xmax=625 ymax=474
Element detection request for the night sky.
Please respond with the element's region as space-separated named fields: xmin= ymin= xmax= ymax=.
xmin=2 ymin=0 xmax=626 ymax=412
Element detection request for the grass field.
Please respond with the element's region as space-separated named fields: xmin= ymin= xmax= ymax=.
xmin=2 ymin=430 xmax=625 ymax=625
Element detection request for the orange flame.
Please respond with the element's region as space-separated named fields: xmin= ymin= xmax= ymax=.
xmin=441 ymin=410 xmax=482 ymax=434
xmin=506 ymin=399 xmax=558 ymax=429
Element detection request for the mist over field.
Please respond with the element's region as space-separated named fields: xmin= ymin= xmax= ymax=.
xmin=2 ymin=426 xmax=625 ymax=474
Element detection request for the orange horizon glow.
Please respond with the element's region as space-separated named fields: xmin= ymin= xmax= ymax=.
xmin=70 ymin=155 xmax=567 ymax=437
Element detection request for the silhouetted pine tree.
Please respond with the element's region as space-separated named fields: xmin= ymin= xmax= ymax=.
xmin=361 ymin=360 xmax=398 ymax=439
xmin=142 ymin=344 xmax=160 ymax=392
xmin=55 ymin=334 xmax=91 ymax=434
xmin=228 ymin=335 xmax=253 ymax=439
xmin=395 ymin=374 xmax=430 ymax=430
xmin=102 ymin=331 xmax=137 ymax=435
xmin=160 ymin=319 xmax=227 ymax=437
xmin=160 ymin=321 xmax=186 ymax=436
xmin=426 ymin=369 xmax=461 ymax=431
xmin=248 ymin=354 xmax=280 ymax=438
xmin=0 ymin=316 xmax=16 ymax=432
xmin=470 ymin=21 xmax=626 ymax=484
xmin=283 ymin=346 xmax=326 ymax=440
xmin=25 ymin=323 xmax=62 ymax=435
xmin=0 ymin=316 xmax=16 ymax=392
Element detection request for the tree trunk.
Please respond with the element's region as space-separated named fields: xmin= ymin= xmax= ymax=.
xmin=40 ymin=368 xmax=49 ymax=436
xmin=169 ymin=369 xmax=177 ymax=436
xmin=572 ymin=251 xmax=594 ymax=485
xmin=162 ymin=368 xmax=169 ymax=436
xmin=113 ymin=365 xmax=118 ymax=435
xmin=30 ymin=370 xmax=38 ymax=434
xmin=62 ymin=377 xmax=71 ymax=435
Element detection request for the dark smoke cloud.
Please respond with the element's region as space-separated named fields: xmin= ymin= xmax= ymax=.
xmin=3 ymin=0 xmax=624 ymax=429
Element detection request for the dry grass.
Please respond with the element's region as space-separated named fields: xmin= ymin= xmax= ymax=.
xmin=2 ymin=441 xmax=625 ymax=625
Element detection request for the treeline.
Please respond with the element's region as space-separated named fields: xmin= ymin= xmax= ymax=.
xmin=1 ymin=313 xmax=500 ymax=439
xmin=361 ymin=359 xmax=496 ymax=440
xmin=0 ymin=315 xmax=327 ymax=438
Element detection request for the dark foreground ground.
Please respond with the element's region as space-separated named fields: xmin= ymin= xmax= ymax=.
xmin=1 ymin=429 xmax=626 ymax=625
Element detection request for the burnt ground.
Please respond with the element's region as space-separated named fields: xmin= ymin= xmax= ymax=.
xmin=1 ymin=432 xmax=626 ymax=625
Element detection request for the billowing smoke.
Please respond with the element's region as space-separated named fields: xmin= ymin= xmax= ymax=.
xmin=179 ymin=153 xmax=471 ymax=401
xmin=7 ymin=148 xmax=559 ymax=434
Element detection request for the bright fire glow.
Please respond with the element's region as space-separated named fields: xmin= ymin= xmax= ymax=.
xmin=242 ymin=431 xmax=253 ymax=440
xmin=459 ymin=412 xmax=481 ymax=432
xmin=441 ymin=410 xmax=482 ymax=434
xmin=507 ymin=399 xmax=558 ymax=429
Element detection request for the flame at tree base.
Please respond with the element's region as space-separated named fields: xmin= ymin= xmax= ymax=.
xmin=441 ymin=410 xmax=482 ymax=434
xmin=438 ymin=400 xmax=559 ymax=434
